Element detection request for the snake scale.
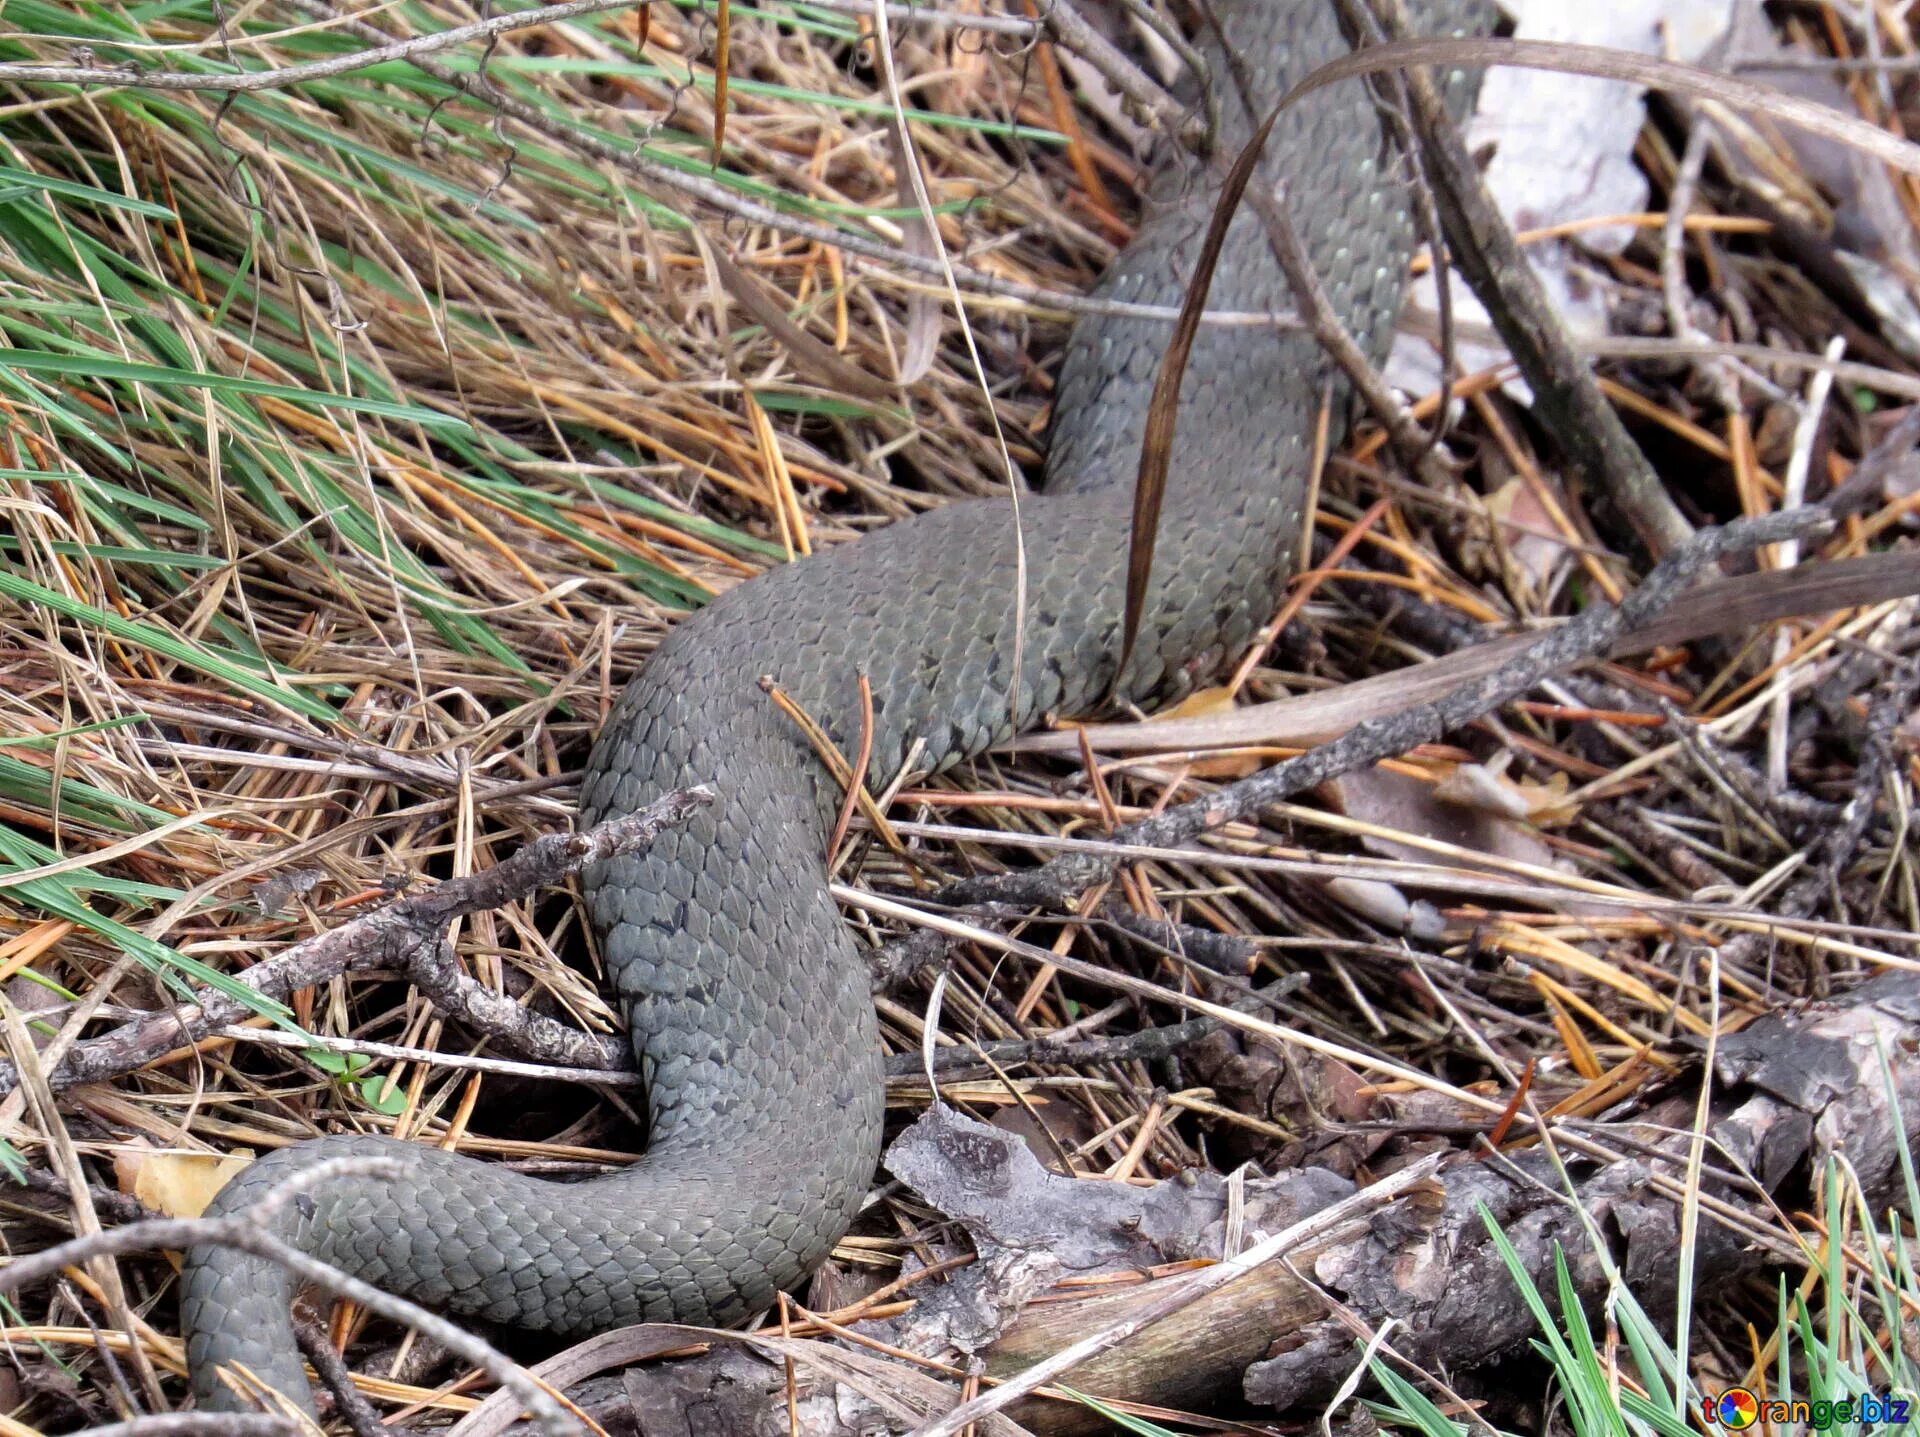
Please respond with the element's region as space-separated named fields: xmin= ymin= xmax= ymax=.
xmin=182 ymin=0 xmax=1488 ymax=1414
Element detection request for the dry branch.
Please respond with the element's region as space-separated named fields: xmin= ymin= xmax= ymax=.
xmin=0 ymin=787 xmax=710 ymax=1102
xmin=15 ymin=505 xmax=1869 ymax=1115
xmin=74 ymin=1418 xmax=302 ymax=1437
xmin=1349 ymin=0 xmax=1693 ymax=556
xmin=940 ymin=505 xmax=1835 ymax=917
xmin=483 ymin=972 xmax=1920 ymax=1435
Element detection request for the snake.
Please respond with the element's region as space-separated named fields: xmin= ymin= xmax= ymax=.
xmin=181 ymin=0 xmax=1489 ymax=1415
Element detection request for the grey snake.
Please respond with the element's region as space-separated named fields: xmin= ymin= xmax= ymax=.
xmin=183 ymin=0 xmax=1489 ymax=1413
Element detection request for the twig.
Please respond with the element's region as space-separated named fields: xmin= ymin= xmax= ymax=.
xmin=69 ymin=1418 xmax=302 ymax=1436
xmin=0 ymin=0 xmax=640 ymax=91
xmin=826 ymin=672 xmax=877 ymax=869
xmin=1767 ymin=336 xmax=1843 ymax=789
xmin=754 ymin=0 xmax=1039 ymax=35
xmin=213 ymin=1024 xmax=641 ymax=1086
xmin=863 ymin=894 xmax=1255 ymax=994
xmin=401 ymin=936 xmax=633 ymax=1073
xmin=1664 ymin=712 xmax=1843 ymax=832
xmin=1208 ymin=4 xmax=1452 ymax=492
xmin=0 ymin=787 xmax=711 ymax=1100
xmin=886 ymin=1017 xmax=1219 ymax=1077
xmin=1659 ymin=705 xmax=1794 ymax=850
xmin=0 ymin=1157 xmax=583 ymax=1437
xmin=1099 ymin=906 xmax=1255 ymax=975
xmin=1661 ymin=119 xmax=1743 ymax=413
xmin=1821 ymin=401 xmax=1920 ymax=517
xmin=1352 ymin=0 xmax=1695 ymax=556
xmin=15 ymin=1168 xmax=163 ymax=1227
xmin=1578 ymin=335 xmax=1920 ymax=404
xmin=1115 ymin=0 xmax=1218 ymax=144
xmin=1031 ymin=0 xmax=1208 ymax=149
xmin=885 ymin=973 xmax=1305 ymax=1076
xmin=1347 ymin=15 xmax=1461 ymax=467
xmin=906 ymin=1154 xmax=1446 ymax=1437
xmin=1721 ymin=656 xmax=1920 ymax=976
xmin=296 ymin=1321 xmax=387 ymax=1437
xmin=938 ymin=507 xmax=1832 ymax=916
xmin=1733 ymin=51 xmax=1920 ymax=74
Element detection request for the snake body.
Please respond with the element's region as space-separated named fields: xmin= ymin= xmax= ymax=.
xmin=183 ymin=0 xmax=1486 ymax=1412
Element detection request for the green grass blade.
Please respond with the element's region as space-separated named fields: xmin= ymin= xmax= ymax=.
xmin=0 ymin=568 xmax=338 ymax=723
xmin=0 ymin=348 xmax=473 ymax=431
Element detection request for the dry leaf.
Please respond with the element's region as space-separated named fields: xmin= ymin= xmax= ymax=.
xmin=990 ymin=1096 xmax=1100 ymax=1177
xmin=1473 ymin=0 xmax=1738 ymax=252
xmin=1433 ymin=757 xmax=1577 ymax=827
xmin=1323 ymin=876 xmax=1444 ymax=939
xmin=1142 ymin=687 xmax=1266 ymax=776
xmin=1326 ymin=763 xmax=1557 ymax=872
xmin=114 ymin=1145 xmax=253 ymax=1218
xmin=1158 ymin=686 xmax=1238 ymax=723
xmin=1483 ymin=476 xmax=1566 ymax=594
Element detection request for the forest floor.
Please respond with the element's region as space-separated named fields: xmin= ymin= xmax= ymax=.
xmin=0 ymin=0 xmax=1916 ymax=1433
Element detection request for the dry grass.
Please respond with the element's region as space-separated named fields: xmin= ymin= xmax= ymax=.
xmin=0 ymin=0 xmax=1916 ymax=1430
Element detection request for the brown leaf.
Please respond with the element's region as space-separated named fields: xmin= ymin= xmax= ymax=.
xmin=1483 ymin=476 xmax=1565 ymax=594
xmin=1326 ymin=763 xmax=1555 ymax=872
xmin=112 ymin=1144 xmax=253 ymax=1218
xmin=1432 ymin=759 xmax=1576 ymax=827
